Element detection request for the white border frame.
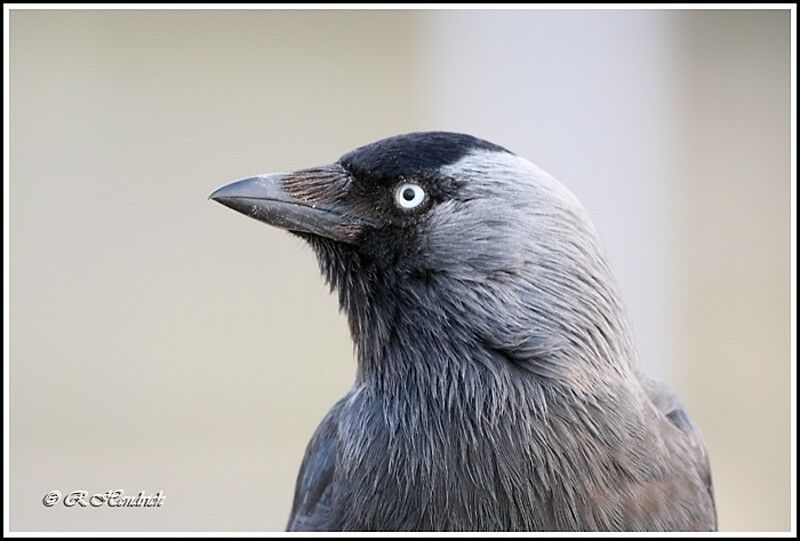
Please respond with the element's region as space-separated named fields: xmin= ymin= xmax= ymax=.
xmin=3 ymin=3 xmax=796 ymax=537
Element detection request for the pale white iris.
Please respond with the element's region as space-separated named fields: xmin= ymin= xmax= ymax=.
xmin=395 ymin=183 xmax=425 ymax=209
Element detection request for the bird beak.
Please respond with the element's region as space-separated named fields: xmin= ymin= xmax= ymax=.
xmin=209 ymin=166 xmax=368 ymax=243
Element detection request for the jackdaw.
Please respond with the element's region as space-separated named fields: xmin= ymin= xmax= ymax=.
xmin=210 ymin=132 xmax=716 ymax=532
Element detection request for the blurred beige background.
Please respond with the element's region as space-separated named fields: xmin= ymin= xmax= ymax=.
xmin=9 ymin=9 xmax=791 ymax=532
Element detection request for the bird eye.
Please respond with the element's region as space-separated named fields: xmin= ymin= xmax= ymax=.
xmin=394 ymin=183 xmax=425 ymax=210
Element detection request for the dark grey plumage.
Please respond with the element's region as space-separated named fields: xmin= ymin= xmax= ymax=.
xmin=210 ymin=132 xmax=716 ymax=532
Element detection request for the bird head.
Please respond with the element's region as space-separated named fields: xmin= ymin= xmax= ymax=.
xmin=211 ymin=132 xmax=637 ymax=387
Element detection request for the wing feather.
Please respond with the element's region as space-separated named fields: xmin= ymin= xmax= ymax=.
xmin=640 ymin=376 xmax=717 ymax=530
xmin=286 ymin=400 xmax=344 ymax=531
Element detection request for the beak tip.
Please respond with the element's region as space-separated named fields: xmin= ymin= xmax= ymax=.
xmin=208 ymin=186 xmax=227 ymax=202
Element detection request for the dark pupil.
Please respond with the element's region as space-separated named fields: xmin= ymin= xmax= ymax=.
xmin=402 ymin=188 xmax=416 ymax=201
